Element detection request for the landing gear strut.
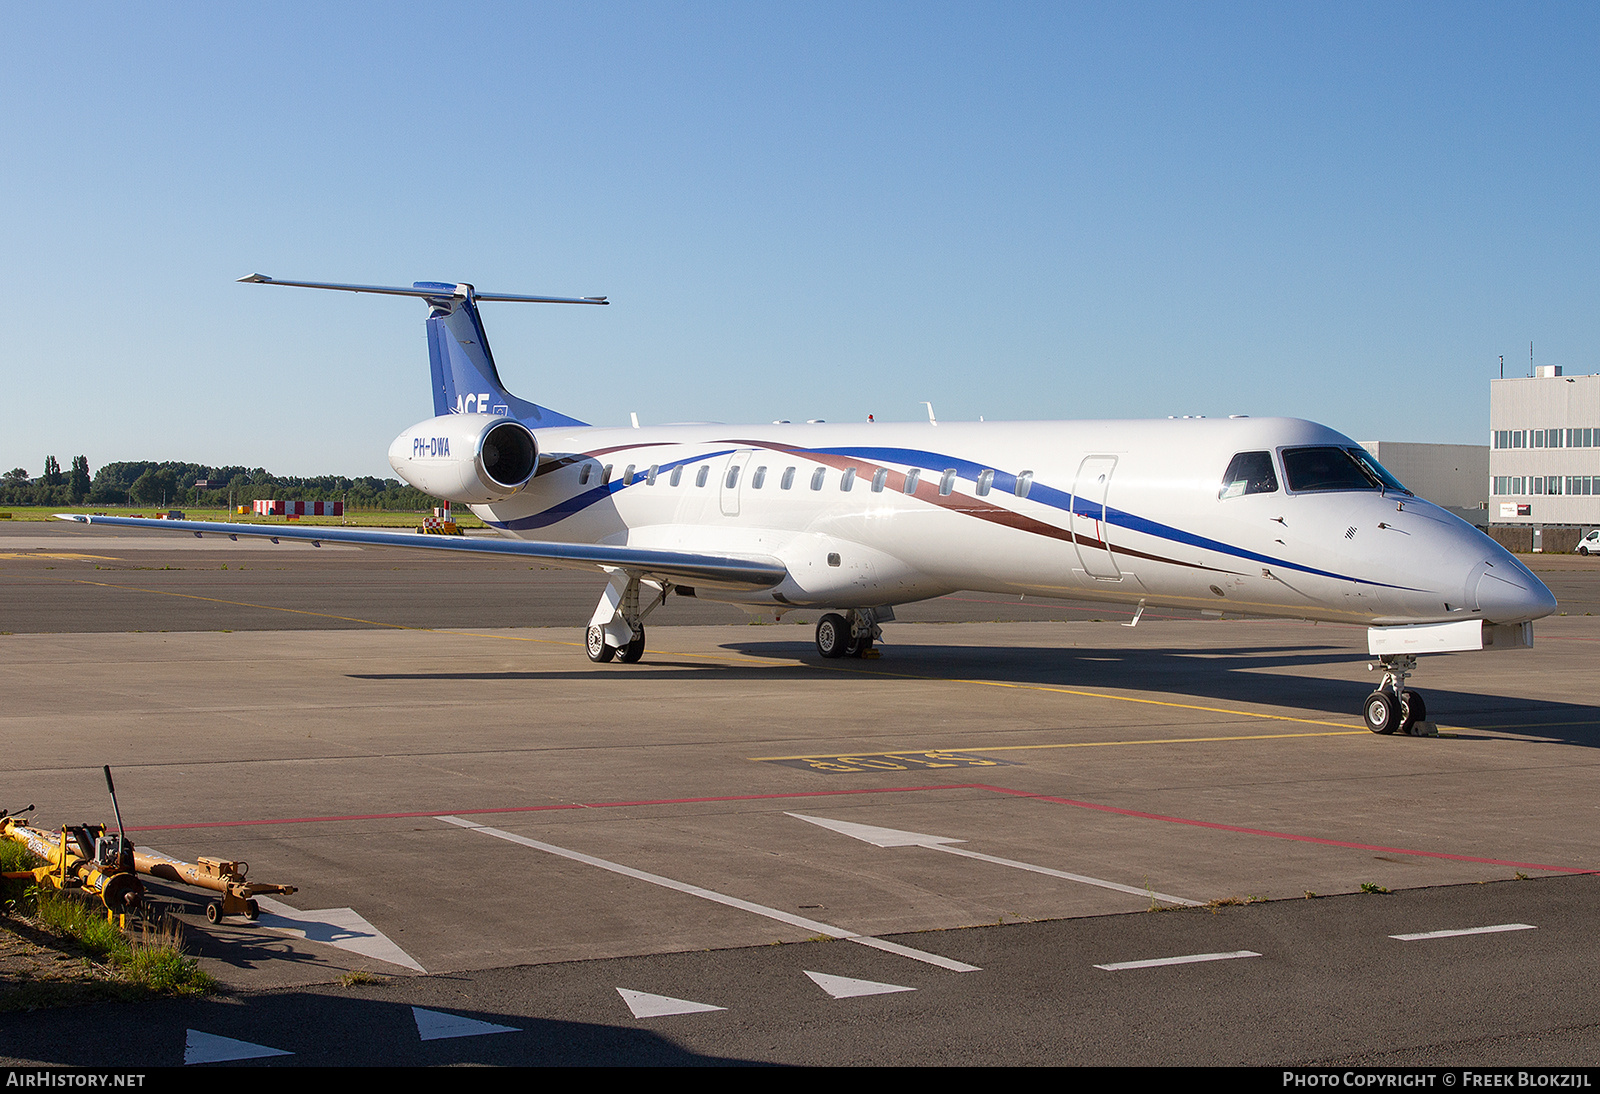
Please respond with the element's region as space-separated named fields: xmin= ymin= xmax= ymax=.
xmin=815 ymin=608 xmax=886 ymax=660
xmin=586 ymin=572 xmax=667 ymax=665
xmin=1364 ymin=654 xmax=1428 ymax=735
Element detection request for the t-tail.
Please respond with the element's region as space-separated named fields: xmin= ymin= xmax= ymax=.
xmin=237 ymin=274 xmax=606 ymax=427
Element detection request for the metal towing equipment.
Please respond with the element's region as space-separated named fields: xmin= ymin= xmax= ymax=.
xmin=2 ymin=766 xmax=297 ymax=923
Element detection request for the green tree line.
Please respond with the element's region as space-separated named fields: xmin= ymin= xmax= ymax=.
xmin=1 ymin=456 xmax=437 ymax=510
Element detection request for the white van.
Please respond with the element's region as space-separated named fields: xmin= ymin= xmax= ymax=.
xmin=1578 ymin=529 xmax=1600 ymax=556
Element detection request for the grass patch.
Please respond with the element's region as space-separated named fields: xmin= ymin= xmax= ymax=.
xmin=31 ymin=890 xmax=127 ymax=962
xmin=1 ymin=844 xmax=217 ymax=1007
xmin=1203 ymin=895 xmax=1266 ymax=913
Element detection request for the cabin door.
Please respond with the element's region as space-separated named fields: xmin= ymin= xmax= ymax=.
xmin=1071 ymin=455 xmax=1121 ymax=579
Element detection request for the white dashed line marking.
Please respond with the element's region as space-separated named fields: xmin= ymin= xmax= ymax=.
xmin=1094 ymin=950 xmax=1262 ymax=971
xmin=1390 ymin=923 xmax=1536 ymax=941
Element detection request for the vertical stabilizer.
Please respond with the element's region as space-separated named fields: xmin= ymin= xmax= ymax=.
xmin=416 ymin=282 xmax=588 ymax=427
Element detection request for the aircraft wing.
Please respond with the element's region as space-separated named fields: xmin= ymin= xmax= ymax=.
xmin=54 ymin=515 xmax=786 ymax=592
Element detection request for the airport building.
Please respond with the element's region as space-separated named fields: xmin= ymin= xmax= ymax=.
xmin=1357 ymin=441 xmax=1489 ymax=527
xmin=1489 ymin=366 xmax=1600 ymax=530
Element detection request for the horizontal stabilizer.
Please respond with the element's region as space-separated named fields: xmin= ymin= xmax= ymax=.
xmin=236 ymin=274 xmax=608 ymax=306
xmin=238 ymin=273 xmax=597 ymax=426
xmin=55 ymin=515 xmax=786 ymax=592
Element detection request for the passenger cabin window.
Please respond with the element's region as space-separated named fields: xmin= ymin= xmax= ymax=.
xmin=579 ymin=463 xmax=593 ymax=485
xmin=752 ymin=466 xmax=767 ymax=489
xmin=810 ymin=467 xmax=826 ymax=491
xmin=601 ymin=464 xmax=613 ymax=485
xmin=939 ymin=469 xmax=957 ymax=496
xmin=646 ymin=464 xmax=659 ymax=485
xmin=725 ymin=465 xmax=740 ymax=489
xmin=695 ymin=465 xmax=710 ymax=488
xmin=623 ymin=464 xmax=636 ymax=484
xmin=781 ymin=466 xmax=795 ymax=490
xmin=1219 ymin=451 xmax=1278 ymax=499
xmin=1014 ymin=471 xmax=1033 ymax=498
xmin=840 ymin=468 xmax=856 ymax=491
xmin=904 ymin=468 xmax=922 ymax=494
xmin=976 ymin=470 xmax=994 ymax=496
xmin=670 ymin=465 xmax=683 ymax=486
xmin=871 ymin=468 xmax=888 ymax=492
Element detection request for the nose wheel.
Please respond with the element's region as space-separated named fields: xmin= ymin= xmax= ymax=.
xmin=1364 ymin=656 xmax=1429 ymax=734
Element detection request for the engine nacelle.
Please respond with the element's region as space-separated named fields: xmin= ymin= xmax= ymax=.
xmin=388 ymin=414 xmax=539 ymax=504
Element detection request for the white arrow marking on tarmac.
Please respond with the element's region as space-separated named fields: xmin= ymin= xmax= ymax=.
xmin=412 ymin=1006 xmax=519 ymax=1041
xmin=434 ymin=816 xmax=979 ymax=973
xmin=787 ymin=813 xmax=1202 ymax=907
xmin=805 ymin=970 xmax=916 ymax=999
xmin=253 ymin=896 xmax=425 ymax=972
xmin=183 ymin=1029 xmax=293 ymax=1065
xmin=617 ymin=988 xmax=727 ymax=1018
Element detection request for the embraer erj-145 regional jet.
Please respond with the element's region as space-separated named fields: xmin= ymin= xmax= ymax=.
xmin=62 ymin=276 xmax=1557 ymax=736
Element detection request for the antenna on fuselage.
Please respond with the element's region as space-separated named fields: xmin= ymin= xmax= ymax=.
xmin=920 ymin=401 xmax=938 ymax=426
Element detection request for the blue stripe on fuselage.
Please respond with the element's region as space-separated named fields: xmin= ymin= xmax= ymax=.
xmin=488 ymin=449 xmax=736 ymax=531
xmin=488 ymin=438 xmax=1412 ymax=590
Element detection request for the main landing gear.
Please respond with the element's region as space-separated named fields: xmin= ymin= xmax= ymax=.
xmin=1363 ymin=654 xmax=1429 ymax=735
xmin=815 ymin=608 xmax=887 ymax=660
xmin=586 ymin=572 xmax=667 ymax=665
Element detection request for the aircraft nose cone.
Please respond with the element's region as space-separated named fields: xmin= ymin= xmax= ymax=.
xmin=1472 ymin=563 xmax=1557 ymax=624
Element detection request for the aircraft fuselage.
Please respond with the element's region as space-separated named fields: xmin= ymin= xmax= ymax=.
xmin=473 ymin=415 xmax=1553 ymax=630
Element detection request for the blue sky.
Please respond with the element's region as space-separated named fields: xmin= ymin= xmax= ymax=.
xmin=4 ymin=3 xmax=1597 ymax=478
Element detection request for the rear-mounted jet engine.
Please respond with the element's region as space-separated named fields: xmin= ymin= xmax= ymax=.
xmin=388 ymin=412 xmax=539 ymax=504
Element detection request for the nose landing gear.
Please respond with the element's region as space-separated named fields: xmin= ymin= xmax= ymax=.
xmin=1364 ymin=654 xmax=1431 ymax=735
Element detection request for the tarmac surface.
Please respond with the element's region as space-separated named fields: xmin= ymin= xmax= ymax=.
xmin=3 ymin=522 xmax=1599 ymax=1067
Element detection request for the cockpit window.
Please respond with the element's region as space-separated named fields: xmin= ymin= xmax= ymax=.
xmin=1281 ymin=446 xmax=1412 ymax=495
xmin=1348 ymin=447 xmax=1412 ymax=495
xmin=1220 ymin=451 xmax=1278 ymax=499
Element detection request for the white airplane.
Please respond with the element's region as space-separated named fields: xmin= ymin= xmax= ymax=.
xmin=61 ymin=276 xmax=1556 ymax=735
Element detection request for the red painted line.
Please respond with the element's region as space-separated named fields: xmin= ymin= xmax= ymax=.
xmin=125 ymin=781 xmax=1597 ymax=877
xmin=971 ymin=784 xmax=1594 ymax=875
xmin=124 ymin=784 xmax=986 ymax=832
